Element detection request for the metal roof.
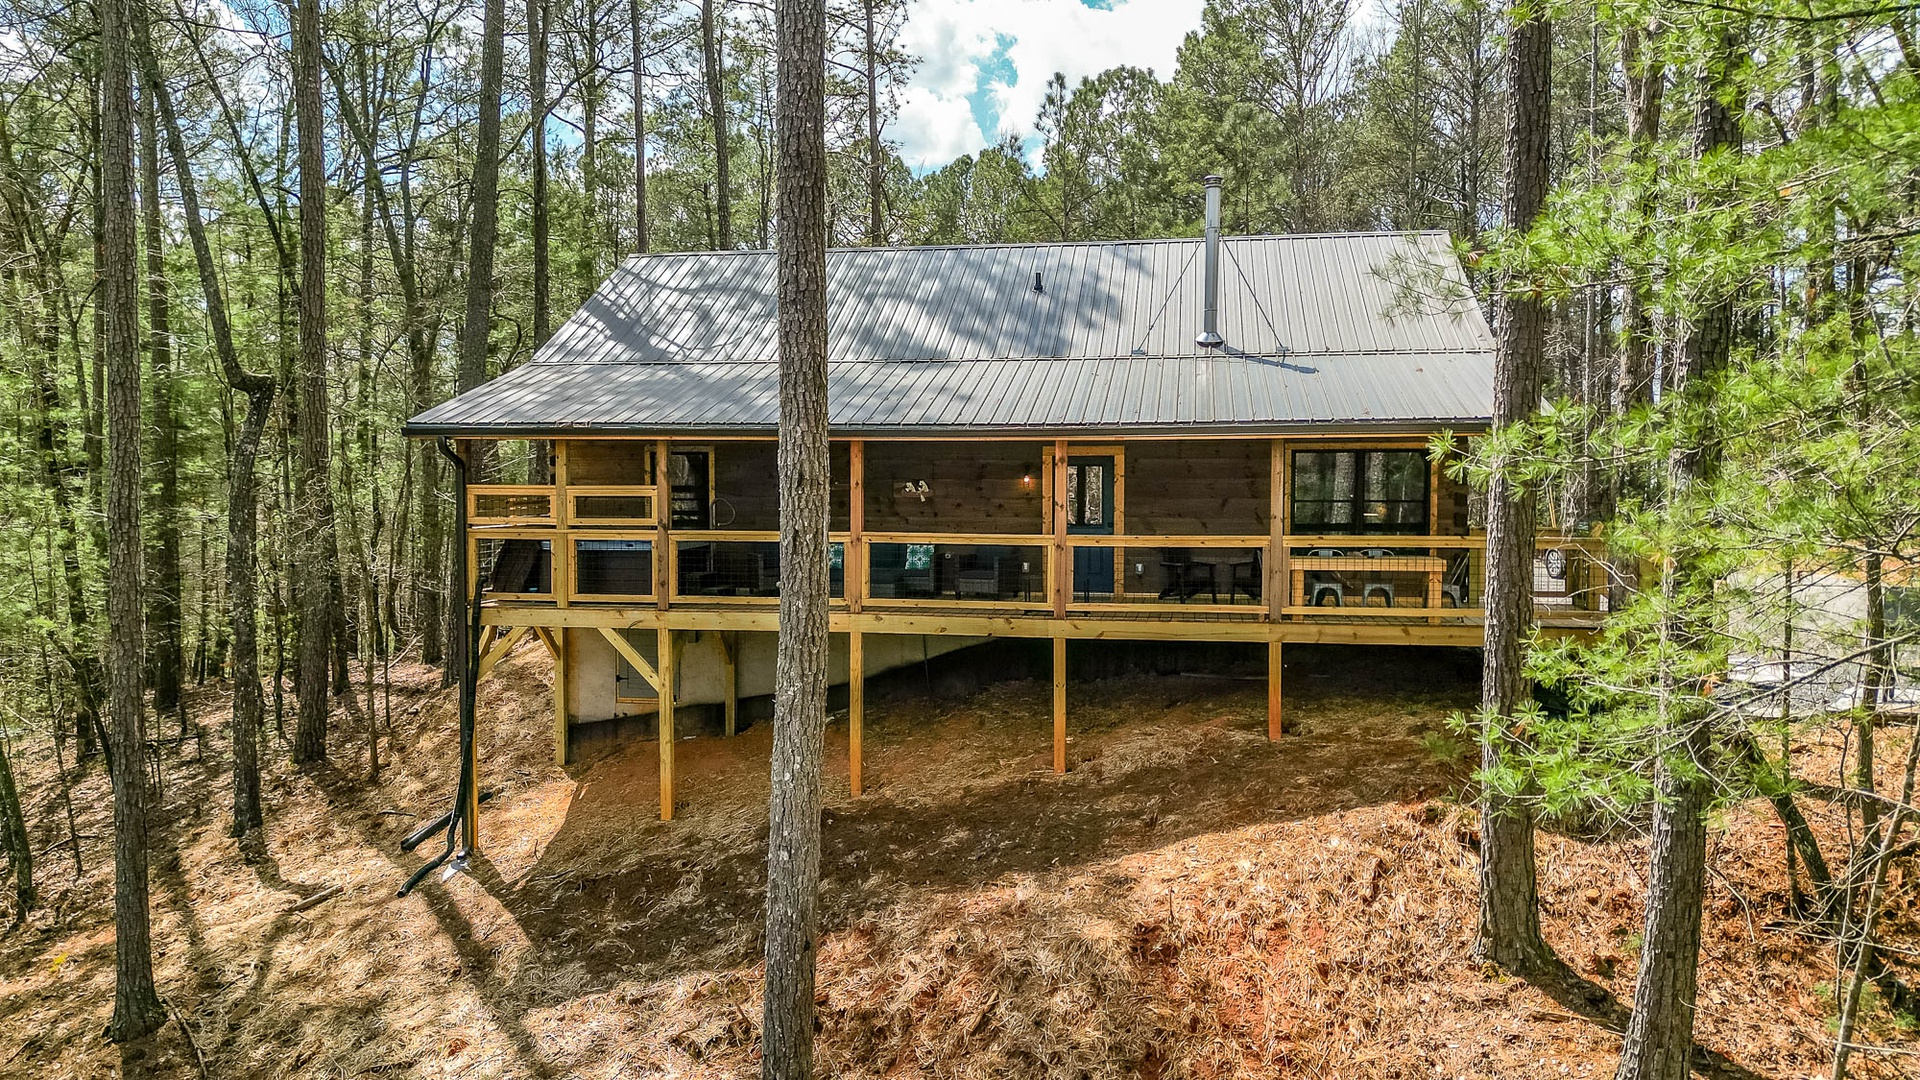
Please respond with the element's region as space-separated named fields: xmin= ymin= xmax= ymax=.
xmin=406 ymin=232 xmax=1494 ymax=437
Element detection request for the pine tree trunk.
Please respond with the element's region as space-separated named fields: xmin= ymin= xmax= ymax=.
xmin=762 ymin=0 xmax=829 ymax=1073
xmin=1476 ymin=1 xmax=1552 ymax=977
xmin=139 ymin=11 xmax=273 ymax=836
xmin=863 ymin=0 xmax=883 ymax=245
xmin=100 ymin=0 xmax=165 ymax=1035
xmin=138 ymin=89 xmax=183 ymax=721
xmin=291 ymin=0 xmax=338 ymax=764
xmin=578 ymin=0 xmax=601 ymax=304
xmin=1613 ymin=32 xmax=1741 ymax=1079
xmin=703 ymin=0 xmax=732 ymax=249
xmin=630 ymin=0 xmax=648 ymax=254
xmin=459 ymin=0 xmax=507 ymax=479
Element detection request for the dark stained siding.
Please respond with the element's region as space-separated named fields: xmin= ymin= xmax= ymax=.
xmin=863 ymin=442 xmax=1048 ymax=534
xmin=1123 ymin=441 xmax=1270 ymax=536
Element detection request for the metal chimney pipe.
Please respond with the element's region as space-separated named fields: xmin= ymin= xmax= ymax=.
xmin=1197 ymin=174 xmax=1225 ymax=348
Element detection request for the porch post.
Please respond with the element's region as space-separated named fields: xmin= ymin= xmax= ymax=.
xmin=849 ymin=630 xmax=864 ymax=796
xmin=1268 ymin=639 xmax=1284 ymax=740
xmin=849 ymin=440 xmax=865 ymax=612
xmin=553 ymin=440 xmax=571 ymax=606
xmin=720 ymin=631 xmax=738 ymax=737
xmin=658 ymin=625 xmax=675 ymax=821
xmin=1052 ymin=634 xmax=1067 ymax=773
xmin=1051 ymin=439 xmax=1069 ymax=617
xmin=655 ymin=438 xmax=672 ymax=609
xmin=552 ymin=627 xmax=569 ymax=765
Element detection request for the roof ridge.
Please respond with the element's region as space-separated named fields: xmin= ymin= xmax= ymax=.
xmin=613 ymin=231 xmax=1457 ymax=263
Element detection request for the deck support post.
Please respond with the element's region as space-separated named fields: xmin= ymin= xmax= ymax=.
xmin=719 ymin=631 xmax=738 ymax=736
xmin=658 ymin=626 xmax=675 ymax=821
xmin=1052 ymin=634 xmax=1067 ymax=773
xmin=849 ymin=630 xmax=864 ymax=796
xmin=1268 ymin=639 xmax=1283 ymax=740
xmin=552 ymin=628 xmax=570 ymax=765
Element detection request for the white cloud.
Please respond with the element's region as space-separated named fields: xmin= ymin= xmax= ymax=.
xmin=893 ymin=0 xmax=1206 ymax=169
xmin=893 ymin=86 xmax=992 ymax=168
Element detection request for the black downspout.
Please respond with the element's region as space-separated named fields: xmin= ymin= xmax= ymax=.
xmin=399 ymin=437 xmax=482 ymax=896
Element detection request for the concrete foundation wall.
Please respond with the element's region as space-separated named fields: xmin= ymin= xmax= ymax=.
xmin=563 ymin=626 xmax=988 ymax=724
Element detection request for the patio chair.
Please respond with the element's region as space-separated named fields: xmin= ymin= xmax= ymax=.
xmin=1359 ymin=547 xmax=1395 ymax=607
xmin=955 ymin=546 xmax=1021 ymax=600
xmin=1303 ymin=547 xmax=1346 ymax=606
xmin=1158 ymin=548 xmax=1210 ymax=601
xmin=1228 ymin=551 xmax=1262 ymax=602
xmin=1439 ymin=553 xmax=1472 ymax=607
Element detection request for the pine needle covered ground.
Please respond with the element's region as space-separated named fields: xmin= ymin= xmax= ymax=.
xmin=0 ymin=645 xmax=1913 ymax=1078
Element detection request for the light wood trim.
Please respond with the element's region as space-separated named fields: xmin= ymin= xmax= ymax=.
xmin=658 ymin=627 xmax=675 ymax=821
xmin=1067 ymin=601 xmax=1263 ymax=615
xmin=553 ymin=443 xmax=571 ymax=606
xmin=719 ymin=631 xmax=738 ymax=737
xmin=1052 ymin=634 xmax=1067 ymax=773
xmin=860 ymin=530 xmax=1048 ymax=544
xmin=550 ymin=627 xmax=569 ymax=766
xmin=568 ymin=531 xmax=658 ymax=605
xmin=1269 ymin=439 xmax=1286 ymax=621
xmin=1279 ymin=605 xmax=1484 ymax=617
xmin=849 ymin=630 xmax=864 ymax=797
xmin=671 ymin=528 xmax=781 ymax=543
xmin=1051 ymin=440 xmax=1069 ymax=617
xmin=655 ymin=439 xmax=672 ymax=611
xmin=849 ymin=440 xmax=866 ymax=613
xmin=567 ymin=485 xmax=659 ymax=526
xmin=863 ymin=597 xmax=1053 ymax=612
xmin=1064 ymin=534 xmax=1269 ymax=548
xmin=597 ymin=625 xmax=661 ymax=690
xmin=1284 ymin=534 xmax=1485 ymax=548
xmin=1268 ymin=640 xmax=1283 ymax=740
xmin=476 ymin=624 xmax=532 ymax=682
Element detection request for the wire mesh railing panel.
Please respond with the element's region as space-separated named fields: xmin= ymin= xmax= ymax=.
xmin=675 ymin=540 xmax=845 ymax=599
xmin=572 ymin=538 xmax=653 ymax=598
xmin=470 ymin=489 xmax=554 ymax=524
xmin=476 ymin=537 xmax=553 ymax=597
xmin=867 ymin=542 xmax=1047 ymax=603
xmin=1284 ymin=544 xmax=1478 ymax=610
xmin=1102 ymin=546 xmax=1264 ymax=605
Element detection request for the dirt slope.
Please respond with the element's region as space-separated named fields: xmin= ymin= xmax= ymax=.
xmin=0 ymin=644 xmax=1912 ymax=1078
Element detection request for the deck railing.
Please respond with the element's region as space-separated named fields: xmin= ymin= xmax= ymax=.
xmin=464 ymin=481 xmax=1608 ymax=626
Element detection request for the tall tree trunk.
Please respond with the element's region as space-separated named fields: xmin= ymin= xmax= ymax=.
xmin=140 ymin=8 xmax=273 ymax=837
xmin=578 ymin=0 xmax=601 ymax=302
xmin=138 ymin=88 xmax=184 ymax=723
xmin=702 ymin=0 xmax=732 ymax=249
xmin=100 ymin=0 xmax=165 ymax=1036
xmin=1613 ymin=30 xmax=1742 ymax=1080
xmin=1476 ymin=1 xmax=1553 ymax=977
xmin=1609 ymin=23 xmax=1664 ymax=612
xmin=460 ymin=0 xmax=507 ymax=466
xmin=531 ymin=0 xmax=552 ymax=335
xmin=762 ymin=0 xmax=829 ymax=1072
xmin=291 ymin=0 xmax=338 ymax=765
xmin=0 ymin=728 xmax=30 ymax=920
xmin=630 ymin=0 xmax=648 ymax=254
xmin=863 ymin=0 xmax=883 ymax=245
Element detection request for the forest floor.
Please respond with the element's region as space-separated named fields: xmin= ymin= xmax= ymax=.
xmin=1 ymin=642 xmax=1916 ymax=1079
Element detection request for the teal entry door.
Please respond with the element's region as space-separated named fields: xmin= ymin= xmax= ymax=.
xmin=1067 ymin=456 xmax=1115 ymax=599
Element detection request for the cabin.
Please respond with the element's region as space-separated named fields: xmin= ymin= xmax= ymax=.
xmin=405 ymin=181 xmax=1607 ymax=821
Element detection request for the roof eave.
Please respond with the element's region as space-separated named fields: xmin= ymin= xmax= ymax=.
xmin=400 ymin=418 xmax=1493 ymax=440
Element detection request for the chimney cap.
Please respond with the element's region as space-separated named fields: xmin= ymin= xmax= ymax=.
xmin=1202 ymin=173 xmax=1224 ymax=187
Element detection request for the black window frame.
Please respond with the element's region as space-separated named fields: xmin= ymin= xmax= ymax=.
xmin=1289 ymin=449 xmax=1430 ymax=535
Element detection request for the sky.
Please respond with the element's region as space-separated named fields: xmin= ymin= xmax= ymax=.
xmin=891 ymin=0 xmax=1208 ymax=171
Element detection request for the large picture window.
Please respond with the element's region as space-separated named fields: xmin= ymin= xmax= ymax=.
xmin=1291 ymin=450 xmax=1429 ymax=534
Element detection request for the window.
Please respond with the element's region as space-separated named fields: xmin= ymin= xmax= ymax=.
xmin=1065 ymin=458 xmax=1112 ymax=533
xmin=1291 ymin=450 xmax=1429 ymax=534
